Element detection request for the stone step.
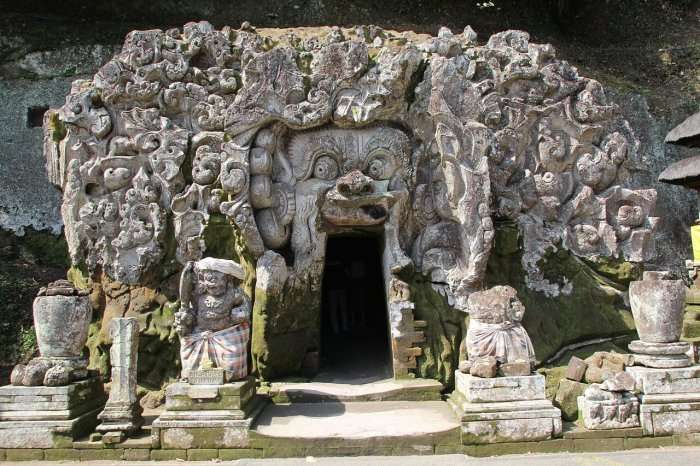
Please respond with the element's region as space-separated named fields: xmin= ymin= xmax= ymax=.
xmin=251 ymin=400 xmax=460 ymax=448
xmin=269 ymin=377 xmax=443 ymax=403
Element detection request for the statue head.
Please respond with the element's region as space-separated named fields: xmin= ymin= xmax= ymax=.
xmin=193 ymin=257 xmax=245 ymax=296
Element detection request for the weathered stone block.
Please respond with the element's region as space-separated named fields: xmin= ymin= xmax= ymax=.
xmin=79 ymin=448 xmax=125 ymax=460
xmin=218 ymin=448 xmax=264 ymax=460
xmin=627 ymin=365 xmax=700 ymax=394
xmin=554 ymin=379 xmax=587 ymax=421
xmin=455 ymin=371 xmax=545 ymax=403
xmin=187 ymin=448 xmax=219 ymax=460
xmin=160 ymin=425 xmax=251 ymax=449
xmin=578 ymin=388 xmax=640 ymax=430
xmin=470 ymin=357 xmax=497 ymax=378
xmin=5 ymin=449 xmax=44 ymax=461
xmin=565 ymin=356 xmax=587 ymax=382
xmin=499 ymin=361 xmax=531 ymax=377
xmin=124 ymin=448 xmax=152 ymax=460
xmin=151 ymin=449 xmax=186 ymax=460
xmin=44 ymin=449 xmax=82 ymax=461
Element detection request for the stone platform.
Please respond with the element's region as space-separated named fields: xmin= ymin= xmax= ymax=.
xmin=627 ymin=365 xmax=700 ymax=436
xmin=152 ymin=377 xmax=264 ymax=449
xmin=251 ymin=400 xmax=460 ymax=451
xmin=0 ymin=377 xmax=105 ymax=448
xmin=449 ymin=371 xmax=562 ymax=444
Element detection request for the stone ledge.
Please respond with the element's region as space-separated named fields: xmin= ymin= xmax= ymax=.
xmin=0 ymin=434 xmax=696 ymax=461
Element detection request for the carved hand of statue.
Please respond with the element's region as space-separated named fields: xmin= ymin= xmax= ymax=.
xmin=174 ymin=306 xmax=194 ymax=336
xmin=230 ymin=293 xmax=251 ymax=325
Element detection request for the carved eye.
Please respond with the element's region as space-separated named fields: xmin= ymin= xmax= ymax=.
xmin=313 ymin=155 xmax=338 ymax=180
xmin=367 ymin=158 xmax=387 ymax=180
xmin=71 ymin=103 xmax=83 ymax=114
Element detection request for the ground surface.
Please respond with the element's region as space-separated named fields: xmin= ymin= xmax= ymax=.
xmin=6 ymin=447 xmax=700 ymax=465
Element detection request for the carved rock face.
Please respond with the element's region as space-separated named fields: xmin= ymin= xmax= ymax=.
xmin=45 ymin=21 xmax=658 ymax=308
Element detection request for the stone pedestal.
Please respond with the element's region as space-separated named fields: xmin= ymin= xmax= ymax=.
xmin=152 ymin=377 xmax=263 ymax=449
xmin=0 ymin=377 xmax=106 ymax=448
xmin=449 ymin=371 xmax=562 ymax=444
xmin=629 ymin=340 xmax=692 ymax=368
xmin=626 ymin=365 xmax=700 ymax=436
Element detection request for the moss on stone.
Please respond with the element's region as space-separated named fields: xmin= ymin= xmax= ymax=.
xmin=408 ymin=274 xmax=467 ymax=390
xmin=252 ymin=277 xmax=321 ymax=380
xmin=485 ymin=221 xmax=638 ymax=364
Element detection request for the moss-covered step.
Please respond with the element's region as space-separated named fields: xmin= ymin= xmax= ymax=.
xmin=269 ymin=377 xmax=443 ymax=403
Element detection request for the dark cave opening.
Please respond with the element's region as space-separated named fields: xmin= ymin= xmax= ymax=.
xmin=320 ymin=236 xmax=392 ymax=380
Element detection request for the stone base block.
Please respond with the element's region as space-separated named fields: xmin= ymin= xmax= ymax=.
xmin=0 ymin=407 xmax=102 ymax=448
xmin=639 ymin=394 xmax=700 ymax=436
xmin=0 ymin=377 xmax=105 ymax=447
xmin=454 ymin=371 xmax=544 ymax=403
xmin=153 ymin=396 xmax=265 ymax=449
xmin=626 ymin=366 xmax=700 ymax=394
xmin=164 ymin=377 xmax=255 ymax=414
xmin=449 ymin=391 xmax=561 ymax=444
xmin=153 ymin=378 xmax=263 ymax=449
xmin=578 ymin=392 xmax=640 ymax=430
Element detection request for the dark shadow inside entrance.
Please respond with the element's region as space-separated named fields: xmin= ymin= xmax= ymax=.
xmin=319 ymin=236 xmax=392 ymax=383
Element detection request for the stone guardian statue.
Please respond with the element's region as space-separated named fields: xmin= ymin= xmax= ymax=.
xmin=174 ymin=257 xmax=251 ymax=382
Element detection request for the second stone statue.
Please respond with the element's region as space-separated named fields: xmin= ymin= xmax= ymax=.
xmin=174 ymin=257 xmax=252 ymax=383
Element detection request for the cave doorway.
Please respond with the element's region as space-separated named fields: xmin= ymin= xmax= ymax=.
xmin=320 ymin=236 xmax=392 ymax=381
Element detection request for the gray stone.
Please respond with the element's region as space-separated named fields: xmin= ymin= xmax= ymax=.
xmin=632 ymin=353 xmax=692 ymax=368
xmin=600 ymin=371 xmax=636 ymax=392
xmin=44 ymin=365 xmax=71 ymax=386
xmin=629 ymin=339 xmax=691 ymax=355
xmin=97 ymin=317 xmax=143 ymax=438
xmin=554 ymin=379 xmax=587 ymax=421
xmin=629 ymin=271 xmax=686 ymax=344
xmin=470 ymin=357 xmax=498 ymax=379
xmin=499 ymin=360 xmax=532 ymax=377
xmin=579 ymin=385 xmax=640 ymax=430
xmin=626 ymin=366 xmax=700 ymax=395
xmin=566 ymin=356 xmax=588 ymax=382
xmin=455 ymin=371 xmax=545 ymax=403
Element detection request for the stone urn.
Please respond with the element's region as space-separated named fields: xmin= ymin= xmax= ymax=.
xmin=33 ymin=280 xmax=92 ymax=358
xmin=629 ymin=271 xmax=686 ymax=343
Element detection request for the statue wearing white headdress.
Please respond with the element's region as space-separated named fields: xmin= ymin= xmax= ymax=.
xmin=174 ymin=258 xmax=251 ymax=381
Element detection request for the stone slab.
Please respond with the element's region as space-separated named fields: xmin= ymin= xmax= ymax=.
xmin=640 ymin=401 xmax=700 ymax=436
xmin=454 ymin=371 xmax=545 ymax=403
xmin=0 ymin=377 xmax=102 ymax=399
xmin=629 ymin=340 xmax=691 ymax=355
xmin=633 ymin=353 xmax=692 ymax=368
xmin=270 ymin=377 xmax=443 ymax=403
xmin=0 ymin=407 xmax=101 ymax=448
xmin=627 ymin=365 xmax=700 ymax=394
xmin=0 ymin=397 xmax=105 ymax=421
xmin=252 ymin=400 xmax=459 ymax=442
xmin=461 ymin=416 xmax=561 ymax=445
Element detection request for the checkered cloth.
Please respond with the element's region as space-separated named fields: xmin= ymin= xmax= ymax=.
xmin=180 ymin=322 xmax=250 ymax=380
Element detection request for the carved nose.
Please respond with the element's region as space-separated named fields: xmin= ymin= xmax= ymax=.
xmin=336 ymin=170 xmax=374 ymax=196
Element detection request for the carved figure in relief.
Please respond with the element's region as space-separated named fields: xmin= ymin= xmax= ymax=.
xmin=174 ymin=257 xmax=251 ymax=381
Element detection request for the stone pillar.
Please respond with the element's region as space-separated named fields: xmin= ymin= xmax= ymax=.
xmin=96 ymin=317 xmax=143 ymax=443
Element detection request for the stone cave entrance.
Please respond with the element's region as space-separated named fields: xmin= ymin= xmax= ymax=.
xmin=320 ymin=236 xmax=392 ymax=381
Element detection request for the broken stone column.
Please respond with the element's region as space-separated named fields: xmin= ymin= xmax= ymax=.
xmin=96 ymin=317 xmax=143 ymax=443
